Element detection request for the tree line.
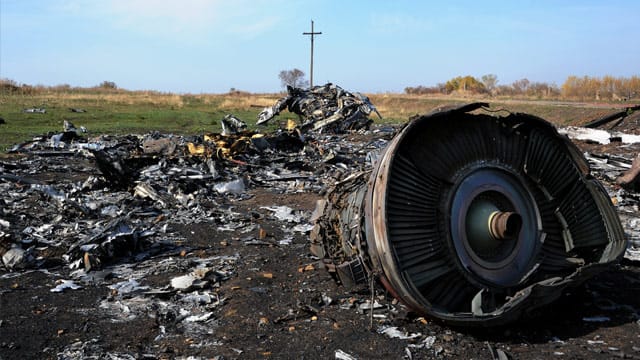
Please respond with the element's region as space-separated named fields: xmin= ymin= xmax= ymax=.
xmin=0 ymin=79 xmax=122 ymax=95
xmin=3 ymin=73 xmax=639 ymax=101
xmin=562 ymin=75 xmax=640 ymax=101
xmin=405 ymin=74 xmax=640 ymax=101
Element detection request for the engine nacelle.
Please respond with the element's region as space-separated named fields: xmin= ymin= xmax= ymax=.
xmin=311 ymin=103 xmax=627 ymax=326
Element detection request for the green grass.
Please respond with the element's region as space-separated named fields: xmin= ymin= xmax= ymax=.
xmin=0 ymin=92 xmax=276 ymax=151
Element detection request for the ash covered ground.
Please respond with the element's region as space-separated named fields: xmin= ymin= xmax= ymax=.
xmin=2 ymin=106 xmax=640 ymax=359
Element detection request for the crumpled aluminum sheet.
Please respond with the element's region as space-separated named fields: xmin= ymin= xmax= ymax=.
xmin=257 ymin=83 xmax=382 ymax=133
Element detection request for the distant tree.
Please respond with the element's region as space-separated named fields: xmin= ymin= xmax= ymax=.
xmin=562 ymin=75 xmax=601 ymax=100
xmin=481 ymin=74 xmax=498 ymax=94
xmin=53 ymin=84 xmax=72 ymax=92
xmin=561 ymin=75 xmax=580 ymax=98
xmin=495 ymin=84 xmax=515 ymax=96
xmin=0 ymin=78 xmax=20 ymax=94
xmin=404 ymin=85 xmax=443 ymax=95
xmin=618 ymin=76 xmax=640 ymax=100
xmin=278 ymin=69 xmax=309 ymax=89
xmin=0 ymin=78 xmax=18 ymax=87
xmin=444 ymin=76 xmax=486 ymax=94
xmin=527 ymin=82 xmax=560 ymax=98
xmin=99 ymin=81 xmax=117 ymax=89
xmin=628 ymin=76 xmax=640 ymax=99
xmin=512 ymin=78 xmax=530 ymax=94
xmin=600 ymin=75 xmax=617 ymax=99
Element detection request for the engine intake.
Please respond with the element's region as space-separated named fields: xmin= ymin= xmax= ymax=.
xmin=310 ymin=103 xmax=627 ymax=326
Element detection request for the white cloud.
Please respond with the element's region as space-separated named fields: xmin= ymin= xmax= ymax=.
xmin=105 ymin=0 xmax=220 ymax=33
xmin=227 ymin=15 xmax=281 ymax=37
xmin=369 ymin=13 xmax=434 ymax=34
xmin=59 ymin=0 xmax=283 ymax=41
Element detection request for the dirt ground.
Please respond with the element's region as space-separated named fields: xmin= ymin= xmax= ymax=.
xmin=2 ymin=116 xmax=640 ymax=359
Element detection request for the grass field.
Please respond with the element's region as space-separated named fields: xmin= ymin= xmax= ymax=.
xmin=0 ymin=91 xmax=277 ymax=151
xmin=0 ymin=90 xmax=626 ymax=152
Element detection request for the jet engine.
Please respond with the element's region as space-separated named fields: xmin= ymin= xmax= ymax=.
xmin=310 ymin=103 xmax=627 ymax=326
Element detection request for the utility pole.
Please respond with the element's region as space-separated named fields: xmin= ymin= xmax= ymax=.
xmin=303 ymin=20 xmax=321 ymax=87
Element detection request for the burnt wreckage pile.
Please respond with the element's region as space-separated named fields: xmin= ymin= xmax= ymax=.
xmin=1 ymin=99 xmax=639 ymax=334
xmin=258 ymin=83 xmax=381 ymax=132
xmin=0 ymin=105 xmax=394 ymax=356
xmin=0 ymin=120 xmax=384 ymax=272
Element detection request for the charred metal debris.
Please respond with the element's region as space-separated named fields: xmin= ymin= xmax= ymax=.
xmin=258 ymin=83 xmax=381 ymax=133
xmin=1 ymin=114 xmax=391 ymax=272
xmin=1 ymin=100 xmax=640 ymax=332
xmin=0 ymin=102 xmax=397 ymax=357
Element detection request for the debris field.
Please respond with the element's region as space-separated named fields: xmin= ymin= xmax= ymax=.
xmin=1 ymin=96 xmax=640 ymax=359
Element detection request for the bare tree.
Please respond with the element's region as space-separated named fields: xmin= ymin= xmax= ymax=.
xmin=99 ymin=81 xmax=117 ymax=89
xmin=512 ymin=78 xmax=530 ymax=94
xmin=481 ymin=74 xmax=498 ymax=94
xmin=279 ymin=69 xmax=309 ymax=89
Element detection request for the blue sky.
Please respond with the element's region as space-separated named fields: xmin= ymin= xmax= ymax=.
xmin=1 ymin=0 xmax=639 ymax=93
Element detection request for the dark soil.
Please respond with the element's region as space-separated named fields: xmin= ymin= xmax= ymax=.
xmin=2 ymin=196 xmax=640 ymax=359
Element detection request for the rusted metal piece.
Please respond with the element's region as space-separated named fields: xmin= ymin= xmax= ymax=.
xmin=616 ymin=153 xmax=640 ymax=190
xmin=311 ymin=103 xmax=627 ymax=326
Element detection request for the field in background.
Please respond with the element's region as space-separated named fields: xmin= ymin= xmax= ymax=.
xmin=0 ymin=91 xmax=629 ymax=151
xmin=0 ymin=92 xmax=278 ymax=151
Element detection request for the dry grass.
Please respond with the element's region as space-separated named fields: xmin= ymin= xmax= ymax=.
xmin=6 ymin=91 xmax=187 ymax=108
xmin=366 ymin=93 xmax=631 ymax=125
xmin=368 ymin=93 xmax=474 ymax=120
xmin=216 ymin=94 xmax=281 ymax=110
